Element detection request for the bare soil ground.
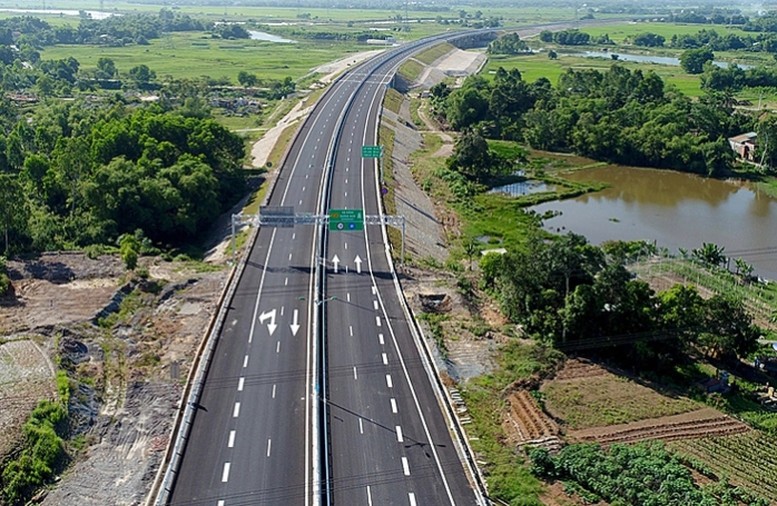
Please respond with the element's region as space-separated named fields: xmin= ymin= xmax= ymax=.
xmin=0 ymin=252 xmax=226 ymax=505
xmin=569 ymin=407 xmax=750 ymax=445
xmin=0 ymin=339 xmax=56 ymax=458
xmin=502 ymin=390 xmax=562 ymax=451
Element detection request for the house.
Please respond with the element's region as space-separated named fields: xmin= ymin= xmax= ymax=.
xmin=728 ymin=131 xmax=757 ymax=162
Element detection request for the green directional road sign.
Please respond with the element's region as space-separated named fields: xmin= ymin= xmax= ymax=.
xmin=329 ymin=209 xmax=364 ymax=231
xmin=361 ymin=145 xmax=383 ymax=158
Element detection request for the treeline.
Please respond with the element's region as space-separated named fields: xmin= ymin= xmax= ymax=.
xmin=0 ymin=10 xmax=205 ymax=48
xmin=0 ymin=101 xmax=245 ymax=254
xmin=539 ymin=29 xmax=613 ymax=46
xmin=701 ymin=63 xmax=777 ymax=92
xmin=432 ymin=65 xmax=751 ymax=176
xmin=481 ymin=234 xmax=759 ymax=364
xmin=670 ymin=28 xmax=777 ymax=53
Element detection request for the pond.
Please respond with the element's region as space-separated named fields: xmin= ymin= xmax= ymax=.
xmin=489 ymin=179 xmax=554 ymax=197
xmin=530 ymin=165 xmax=777 ymax=279
xmin=247 ymin=30 xmax=296 ymax=44
xmin=582 ymin=51 xmax=752 ymax=70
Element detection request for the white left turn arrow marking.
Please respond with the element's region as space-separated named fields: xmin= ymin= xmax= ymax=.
xmin=290 ymin=309 xmax=300 ymax=336
xmin=354 ymin=255 xmax=363 ymax=274
xmin=259 ymin=309 xmax=277 ymax=335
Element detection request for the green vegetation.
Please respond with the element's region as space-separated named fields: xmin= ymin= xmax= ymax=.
xmin=382 ymin=88 xmax=403 ymax=115
xmin=462 ymin=341 xmax=562 ymax=505
xmin=413 ymin=42 xmax=455 ymax=65
xmin=0 ymin=256 xmax=10 ymax=296
xmin=530 ymin=442 xmax=768 ymax=506
xmin=397 ymin=58 xmax=424 ymax=83
xmin=0 ymin=102 xmax=245 ymax=255
xmin=1 ymin=376 xmax=70 ymax=505
xmin=670 ymin=432 xmax=777 ymax=503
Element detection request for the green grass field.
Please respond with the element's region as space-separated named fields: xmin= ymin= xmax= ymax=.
xmin=584 ymin=21 xmax=750 ymax=44
xmin=485 ymin=52 xmax=703 ymax=96
xmin=41 ymin=31 xmax=364 ymax=82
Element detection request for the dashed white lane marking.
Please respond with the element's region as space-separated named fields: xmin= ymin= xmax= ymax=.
xmin=349 ymin=326 xmax=353 ymax=337
xmin=281 ymin=306 xmax=284 ymax=316
xmin=288 ymin=253 xmax=292 ymax=261
xmin=396 ymin=425 xmax=404 ymax=442
xmin=228 ymin=430 xmax=236 ymax=448
xmin=359 ymin=418 xmax=364 ymax=434
xmin=306 ymin=173 xmax=309 ymax=179
xmin=347 ymin=293 xmax=351 ymax=302
xmin=402 ymin=457 xmax=410 ymax=476
xmin=409 ymin=492 xmax=417 ymax=506
xmin=231 ymin=319 xmax=237 ymax=326
xmin=345 ymin=191 xmax=348 ymax=198
xmin=372 ymin=286 xmax=377 ymax=295
xmin=233 ymin=402 xmax=240 ymax=418
xmin=292 ymin=232 xmax=296 ymax=240
xmin=367 ymin=486 xmax=373 ymax=506
xmin=302 ymin=186 xmax=306 ymax=192
xmin=391 ymin=398 xmax=398 ymax=413
xmin=376 ymin=316 xmax=382 ymax=327
xmin=373 ymin=300 xmax=379 ymax=310
xmin=346 ymin=167 xmax=349 ymax=172
xmin=382 ymin=353 xmax=388 ymax=365
xmin=218 ymin=501 xmax=225 ymax=506
xmin=222 ymin=462 xmax=231 ymax=482
xmin=276 ymin=341 xmax=281 ymax=353
xmin=386 ymin=374 xmax=393 ymax=388
xmin=272 ymin=384 xmax=276 ymax=399
xmin=345 ymin=178 xmax=348 ymax=184
xmin=353 ymin=367 xmax=358 ymax=380
xmin=298 ymin=199 xmax=303 ymax=206
xmin=344 ymin=242 xmax=348 ymax=250
xmin=237 ymin=377 xmax=245 ymax=392
xmin=379 ymin=333 xmax=384 ymax=345
xmin=285 ymin=277 xmax=288 ymax=286
xmin=243 ymin=355 xmax=249 ymax=368
xmin=266 ymin=439 xmax=272 ymax=457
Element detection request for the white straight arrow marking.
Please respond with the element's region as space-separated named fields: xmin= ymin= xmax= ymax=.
xmin=259 ymin=309 xmax=277 ymax=336
xmin=354 ymin=255 xmax=363 ymax=274
xmin=290 ymin=309 xmax=300 ymax=336
xmin=332 ymin=254 xmax=340 ymax=274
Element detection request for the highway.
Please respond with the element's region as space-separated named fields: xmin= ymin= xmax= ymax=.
xmin=167 ymin=31 xmax=487 ymax=506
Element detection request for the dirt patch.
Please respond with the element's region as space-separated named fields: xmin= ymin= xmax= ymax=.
xmin=0 ymin=339 xmax=56 ymax=457
xmin=0 ymin=252 xmax=226 ymax=504
xmin=569 ymin=407 xmax=749 ymax=445
xmin=541 ymin=360 xmax=701 ymax=430
xmin=502 ymin=390 xmax=562 ymax=451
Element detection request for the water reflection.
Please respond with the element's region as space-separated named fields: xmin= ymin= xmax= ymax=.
xmin=530 ymin=166 xmax=777 ymax=279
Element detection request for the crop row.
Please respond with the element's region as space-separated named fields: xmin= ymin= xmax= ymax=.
xmin=669 ymin=433 xmax=777 ymax=501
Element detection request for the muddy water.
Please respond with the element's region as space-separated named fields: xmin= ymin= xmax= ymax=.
xmin=530 ymin=166 xmax=777 ymax=279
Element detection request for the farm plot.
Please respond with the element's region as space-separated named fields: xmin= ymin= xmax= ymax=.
xmin=542 ymin=360 xmax=700 ymax=429
xmin=503 ymin=390 xmax=561 ymax=450
xmin=669 ymin=431 xmax=777 ymax=503
xmin=569 ymin=407 xmax=750 ymax=445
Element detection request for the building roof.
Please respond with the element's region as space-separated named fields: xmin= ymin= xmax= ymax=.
xmin=729 ymin=132 xmax=757 ymax=143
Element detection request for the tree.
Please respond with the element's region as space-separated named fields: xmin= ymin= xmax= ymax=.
xmin=237 ymin=70 xmax=258 ymax=87
xmin=127 ymin=64 xmax=156 ymax=86
xmin=633 ymin=32 xmax=666 ymax=47
xmin=680 ymin=47 xmax=714 ymax=74
xmin=699 ymin=295 xmax=759 ymax=360
xmin=0 ymin=174 xmax=29 ymax=254
xmin=692 ymin=242 xmax=726 ymax=267
xmin=118 ymin=233 xmax=139 ymax=271
xmin=448 ymin=128 xmax=494 ymax=181
xmin=96 ymin=57 xmax=117 ymax=79
xmin=548 ymin=49 xmax=558 ymax=60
